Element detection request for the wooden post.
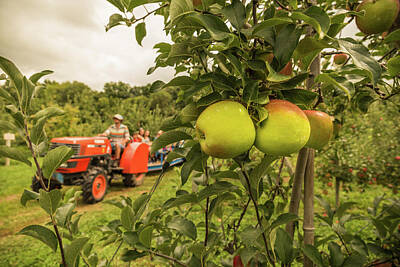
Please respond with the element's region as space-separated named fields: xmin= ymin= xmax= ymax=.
xmin=3 ymin=133 xmax=15 ymax=166
xmin=286 ymin=148 xmax=308 ymax=239
xmin=303 ymin=149 xmax=315 ymax=267
xmin=335 ymin=177 xmax=340 ymax=208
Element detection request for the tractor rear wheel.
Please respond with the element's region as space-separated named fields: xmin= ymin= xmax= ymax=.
xmin=82 ymin=167 xmax=108 ymax=204
xmin=31 ymin=176 xmax=61 ymax=192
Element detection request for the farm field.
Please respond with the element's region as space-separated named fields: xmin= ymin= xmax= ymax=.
xmin=0 ymin=159 xmax=396 ymax=266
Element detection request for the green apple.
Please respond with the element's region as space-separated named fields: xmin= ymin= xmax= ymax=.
xmin=356 ymin=0 xmax=400 ymax=34
xmin=196 ymin=101 xmax=255 ymax=158
xmin=334 ymin=53 xmax=348 ymax=65
xmin=303 ymin=110 xmax=333 ymax=149
xmin=255 ymin=100 xmax=310 ymax=156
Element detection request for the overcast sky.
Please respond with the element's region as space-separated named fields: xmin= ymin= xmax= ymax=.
xmin=0 ymin=0 xmax=175 ymax=91
xmin=0 ymin=1 xmax=358 ymax=91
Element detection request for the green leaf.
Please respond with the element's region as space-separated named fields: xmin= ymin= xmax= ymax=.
xmin=273 ymin=24 xmax=301 ymax=68
xmin=304 ymin=6 xmax=330 ymax=34
xmin=163 ymin=76 xmax=195 ymax=89
xmin=106 ymin=0 xmax=125 ymax=13
xmin=351 ymin=236 xmax=369 ymax=256
xmin=302 ymin=244 xmax=324 ymax=267
xmin=42 ymin=146 xmax=74 ymax=179
xmin=280 ymin=72 xmax=310 ymax=88
xmin=0 ymin=120 xmax=18 ymax=132
xmin=335 ymin=202 xmax=356 ymax=218
xmin=249 ymin=155 xmax=277 ymax=196
xmin=0 ymin=87 xmax=17 ymax=104
xmin=135 ymin=22 xmax=146 ymax=46
xmin=29 ymin=70 xmax=53 ymax=84
xmin=338 ymin=39 xmax=381 ymax=85
xmin=383 ymin=29 xmax=400 ymax=43
xmin=130 ymin=194 xmax=146 ymax=214
xmin=281 ymin=89 xmax=318 ymax=109
xmin=237 ymin=247 xmax=258 ymax=266
xmin=30 ymin=117 xmax=47 ymax=145
xmin=221 ymin=0 xmax=246 ymax=30
xmin=0 ymin=56 xmax=24 ymax=94
xmin=168 ymin=217 xmax=197 ymax=240
xmin=55 ymin=203 xmax=75 ymax=227
xmin=291 ymin=11 xmax=324 ymax=38
xmin=0 ymin=146 xmax=31 ymax=166
xmin=387 ymin=56 xmax=400 ymax=76
xmin=196 ymin=92 xmax=222 ymax=106
xmin=316 ymin=73 xmax=351 ymax=99
xmin=188 ymin=13 xmax=231 ymax=41
xmin=64 ymin=237 xmax=90 ymax=267
xmin=253 ymin=18 xmax=292 ymax=36
xmin=39 ymin=189 xmax=62 ymax=215
xmin=243 ymin=79 xmax=258 ymax=104
xmin=32 ymin=106 xmax=64 ymax=120
xmin=106 ymin=13 xmax=124 ymax=31
xmin=341 ymin=253 xmax=367 ymax=267
xmin=180 ymin=143 xmax=206 ymax=185
xmin=169 ymin=0 xmax=194 ymax=24
xmin=270 ymin=213 xmax=299 ymax=230
xmin=274 ymin=228 xmax=294 ymax=264
xmin=150 ymin=130 xmax=192 ymax=154
xmin=20 ymin=189 xmax=39 ymax=206
xmin=293 ymin=36 xmax=331 ymax=61
xmin=139 ymin=226 xmax=153 ymax=248
xmin=121 ymin=249 xmax=148 ymax=262
xmin=121 ymin=206 xmax=135 ymax=230
xmin=328 ymin=242 xmax=344 ymax=267
xmin=198 ymin=181 xmax=239 ymax=201
xmin=21 ymin=76 xmax=35 ymax=113
xmin=163 ymin=194 xmax=198 ymax=209
xmin=18 ymin=225 xmax=58 ymax=252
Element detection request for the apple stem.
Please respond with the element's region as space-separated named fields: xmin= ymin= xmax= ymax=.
xmin=238 ymin=161 xmax=276 ymax=267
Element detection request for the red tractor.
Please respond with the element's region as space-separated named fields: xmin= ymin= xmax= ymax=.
xmin=31 ymin=137 xmax=184 ymax=203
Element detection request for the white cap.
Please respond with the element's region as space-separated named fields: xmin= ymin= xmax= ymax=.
xmin=113 ymin=114 xmax=123 ymax=121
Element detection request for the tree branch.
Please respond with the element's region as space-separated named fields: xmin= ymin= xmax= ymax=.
xmin=150 ymin=251 xmax=189 ymax=267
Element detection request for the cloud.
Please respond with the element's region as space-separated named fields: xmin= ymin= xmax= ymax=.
xmin=0 ymin=0 xmax=175 ymax=90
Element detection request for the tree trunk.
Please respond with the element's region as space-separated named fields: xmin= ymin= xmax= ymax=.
xmin=285 ymin=148 xmax=308 ymax=239
xmin=335 ymin=177 xmax=340 ymax=208
xmin=303 ymin=149 xmax=315 ymax=267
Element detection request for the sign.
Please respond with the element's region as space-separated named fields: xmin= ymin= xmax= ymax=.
xmin=3 ymin=133 xmax=15 ymax=141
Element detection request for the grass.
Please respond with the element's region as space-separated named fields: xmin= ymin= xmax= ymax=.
xmin=0 ymin=159 xmax=395 ymax=266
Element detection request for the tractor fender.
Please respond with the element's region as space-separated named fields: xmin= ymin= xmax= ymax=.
xmin=120 ymin=142 xmax=149 ymax=174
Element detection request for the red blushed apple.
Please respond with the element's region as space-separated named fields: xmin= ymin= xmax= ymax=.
xmin=192 ymin=0 xmax=202 ymax=6
xmin=395 ymin=156 xmax=400 ymax=160
xmin=356 ymin=0 xmax=400 ymax=34
xmin=255 ymin=100 xmax=310 ymax=156
xmin=303 ymin=110 xmax=333 ymax=150
xmin=327 ymin=181 xmax=333 ymax=187
xmin=279 ymin=61 xmax=293 ymax=75
xmin=233 ymin=255 xmax=244 ymax=267
xmin=334 ymin=53 xmax=348 ymax=65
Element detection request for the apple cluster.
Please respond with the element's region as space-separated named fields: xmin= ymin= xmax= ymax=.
xmin=195 ymin=100 xmax=333 ymax=159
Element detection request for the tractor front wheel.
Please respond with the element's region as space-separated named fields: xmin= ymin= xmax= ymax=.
xmin=82 ymin=167 xmax=108 ymax=204
xmin=31 ymin=176 xmax=61 ymax=192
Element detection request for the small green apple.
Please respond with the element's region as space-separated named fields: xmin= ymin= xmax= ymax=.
xmin=255 ymin=100 xmax=310 ymax=156
xmin=303 ymin=110 xmax=333 ymax=149
xmin=333 ymin=53 xmax=348 ymax=65
xmin=356 ymin=0 xmax=400 ymax=34
xmin=196 ymin=101 xmax=255 ymax=158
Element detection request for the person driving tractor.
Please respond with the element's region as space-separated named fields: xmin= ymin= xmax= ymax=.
xmin=98 ymin=114 xmax=130 ymax=161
